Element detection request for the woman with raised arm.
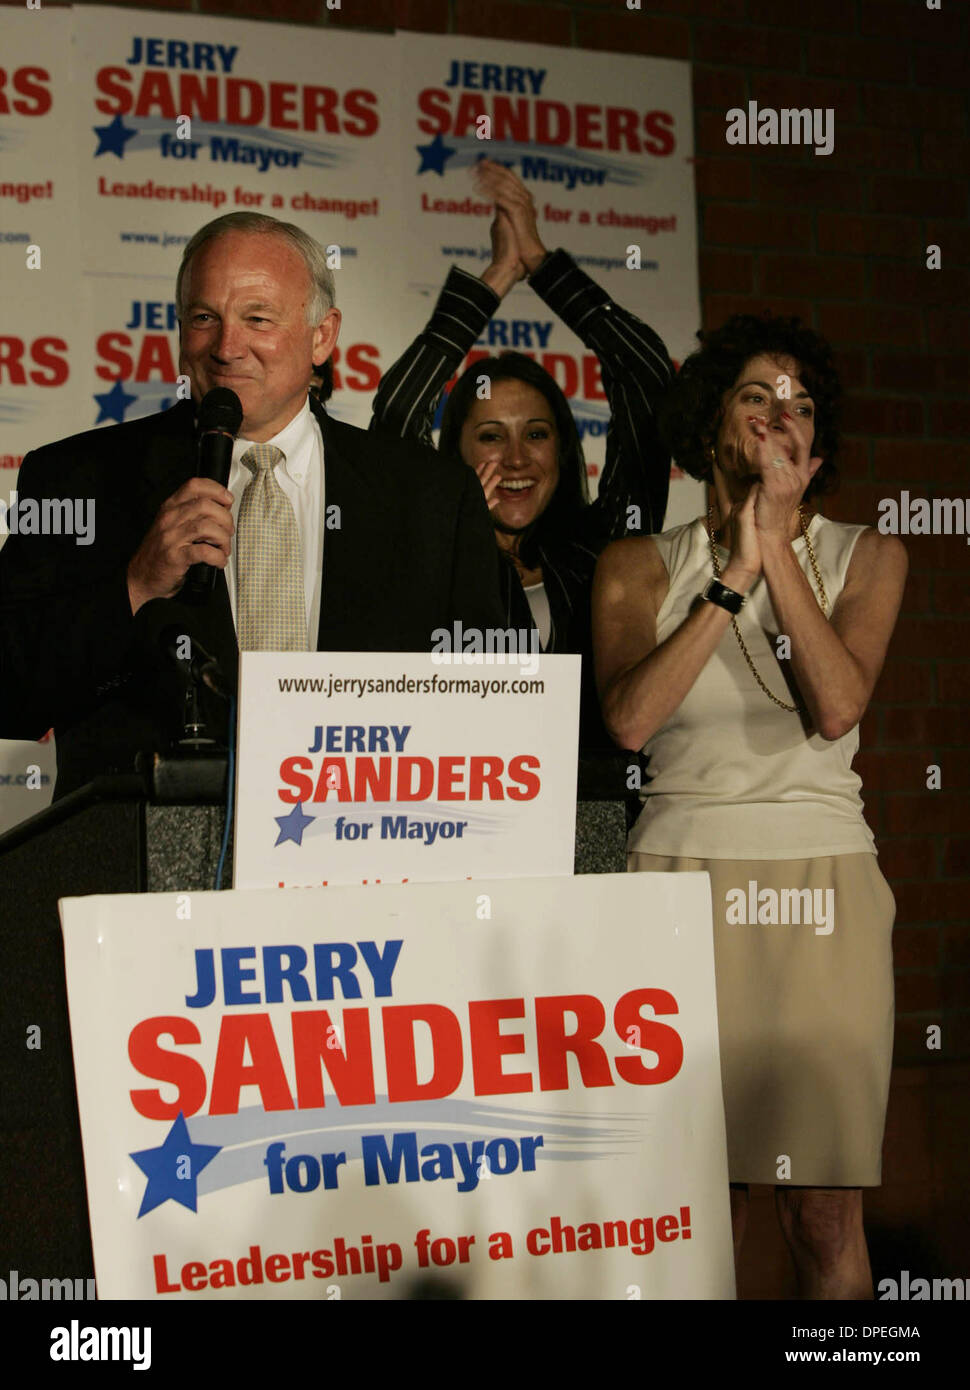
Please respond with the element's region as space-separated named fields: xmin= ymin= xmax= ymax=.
xmin=592 ymin=315 xmax=908 ymax=1299
xmin=371 ymin=159 xmax=673 ymax=744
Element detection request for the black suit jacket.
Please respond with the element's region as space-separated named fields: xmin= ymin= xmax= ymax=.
xmin=0 ymin=396 xmax=504 ymax=797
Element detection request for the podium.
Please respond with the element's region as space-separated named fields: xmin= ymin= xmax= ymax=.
xmin=0 ymin=757 xmax=629 ymax=1283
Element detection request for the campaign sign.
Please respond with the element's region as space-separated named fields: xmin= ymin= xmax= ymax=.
xmin=60 ymin=872 xmax=734 ymax=1299
xmin=233 ymin=651 xmax=581 ymax=889
xmin=395 ymin=32 xmax=703 ymax=525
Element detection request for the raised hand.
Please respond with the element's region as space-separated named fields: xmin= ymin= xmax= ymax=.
xmin=475 ymin=458 xmax=502 ymax=511
xmin=126 ymin=477 xmax=234 ymax=615
xmin=726 ymin=480 xmax=762 ymax=583
xmin=480 ymin=205 xmax=526 ymax=298
xmin=749 ymin=412 xmax=823 ymax=539
xmin=473 ymin=159 xmax=547 ymax=274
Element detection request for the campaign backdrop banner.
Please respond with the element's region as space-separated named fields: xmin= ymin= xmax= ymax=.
xmin=395 ymin=33 xmax=702 ymax=524
xmin=234 ymin=651 xmax=581 ymax=888
xmin=71 ymin=6 xmax=401 ymax=431
xmin=60 ymin=871 xmax=734 ymax=1299
xmin=0 ymin=9 xmax=701 ymax=836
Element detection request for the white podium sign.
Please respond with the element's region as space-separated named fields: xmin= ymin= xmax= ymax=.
xmin=60 ymin=871 xmax=734 ymax=1300
xmin=233 ymin=651 xmax=581 ymax=889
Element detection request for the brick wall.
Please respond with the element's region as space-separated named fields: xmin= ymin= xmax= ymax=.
xmin=25 ymin=0 xmax=970 ymax=1062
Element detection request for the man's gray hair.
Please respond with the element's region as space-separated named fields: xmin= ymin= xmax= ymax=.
xmin=174 ymin=212 xmax=336 ymax=324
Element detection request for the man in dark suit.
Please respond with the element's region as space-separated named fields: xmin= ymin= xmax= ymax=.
xmin=0 ymin=214 xmax=504 ymax=798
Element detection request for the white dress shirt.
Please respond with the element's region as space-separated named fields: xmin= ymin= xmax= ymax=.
xmin=225 ymin=397 xmax=324 ymax=645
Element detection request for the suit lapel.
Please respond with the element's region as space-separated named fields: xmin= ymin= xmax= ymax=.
xmin=312 ymin=399 xmax=372 ymax=649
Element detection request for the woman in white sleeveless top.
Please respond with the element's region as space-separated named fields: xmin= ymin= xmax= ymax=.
xmin=592 ymin=316 xmax=907 ymax=1300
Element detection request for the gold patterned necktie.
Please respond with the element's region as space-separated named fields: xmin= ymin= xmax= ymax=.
xmin=236 ymin=443 xmax=309 ymax=651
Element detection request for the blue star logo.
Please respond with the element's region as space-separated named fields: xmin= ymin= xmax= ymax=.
xmin=130 ymin=1113 xmax=221 ymax=1218
xmin=94 ymin=114 xmax=138 ymax=159
xmin=93 ymin=379 xmax=138 ymax=425
xmin=416 ymin=132 xmax=457 ymax=176
xmin=275 ymin=799 xmax=315 ymax=846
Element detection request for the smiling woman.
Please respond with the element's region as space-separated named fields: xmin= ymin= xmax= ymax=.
xmin=371 ymin=159 xmax=674 ymax=747
xmin=592 ymin=312 xmax=909 ymax=1300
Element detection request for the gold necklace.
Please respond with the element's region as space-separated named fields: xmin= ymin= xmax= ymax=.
xmin=706 ymin=505 xmax=829 ymax=713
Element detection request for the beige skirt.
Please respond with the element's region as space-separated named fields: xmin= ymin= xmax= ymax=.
xmin=627 ymin=852 xmax=896 ymax=1187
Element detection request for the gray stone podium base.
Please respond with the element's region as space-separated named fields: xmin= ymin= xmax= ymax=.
xmin=145 ymin=798 xmax=628 ymax=892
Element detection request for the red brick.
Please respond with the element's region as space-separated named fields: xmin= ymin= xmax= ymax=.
xmin=698 ymin=249 xmax=753 ymax=294
xmin=201 ymin=0 xmax=318 ymax=18
xmin=841 ymin=397 xmax=924 ymax=437
xmin=749 ymin=74 xmax=862 ymax=123
xmin=873 ymin=262 xmax=969 ymax=306
xmin=758 ymin=253 xmax=865 ymax=299
xmin=893 ymin=926 xmax=942 ymax=971
xmin=828 ymin=125 xmax=917 ymax=173
xmin=879 ymin=840 xmax=938 ymax=881
xmin=894 ymin=880 xmax=969 ymax=925
xmin=692 ymin=66 xmax=747 ymax=111
xmin=869 ymin=353 xmax=937 ymax=395
xmin=871 ymin=352 xmax=970 ymax=394
xmin=862 ymin=85 xmax=965 ymax=132
xmin=696 ymin=110 xmax=753 ymax=159
xmin=942 ymin=970 xmax=970 ymax=1011
xmin=933 ymin=575 xmax=970 ymax=618
xmin=817 ymin=303 xmax=922 ymax=348
xmin=901 ymin=569 xmax=932 ymax=615
xmin=892 ymin=618 xmax=970 ymax=663
xmin=326 ymin=0 xmax=450 ymax=30
xmin=832 ymin=437 xmax=870 ymax=477
xmin=825 ymin=480 xmax=897 ymax=527
xmin=703 ymin=204 xmax=813 ymax=252
xmin=754 ymin=162 xmax=865 ymax=211
xmin=926 ymin=222 xmax=970 ymax=267
xmin=892 ymin=1016 xmax=935 ymax=1065
xmin=873 ymin=442 xmax=970 ymax=488
xmin=883 ymin=708 xmax=969 ymax=746
xmin=574 ymin=11 xmax=690 ymax=59
xmin=694 ymin=156 xmax=753 ymax=201
xmin=938 ymin=664 xmax=970 ymax=704
xmin=454 ymin=0 xmax=571 ymax=46
xmin=888 ymin=793 xmax=970 ymax=838
xmin=872 ymin=175 xmax=967 ymax=220
xmin=906 ymin=532 xmax=970 ymax=575
xmin=748 ymin=0 xmax=855 ymax=31
xmin=943 ymin=839 xmax=970 ymax=877
xmin=912 ymin=43 xmax=970 ymax=91
xmin=894 ymin=971 xmax=943 ymax=1012
xmin=806 ymin=35 xmax=910 ymax=83
xmin=90 ymin=0 xmax=189 ymax=8
xmin=919 ymin=130 xmax=970 ymax=178
xmin=926 ymin=307 xmax=970 ymax=343
xmin=944 ymin=926 xmax=970 ymax=969
xmin=856 ymin=748 xmax=938 ymax=794
xmin=572 ymin=0 xmax=744 ymax=12
xmin=873 ymin=661 xmax=933 ymax=704
xmin=929 ymin=401 xmax=970 ymax=438
xmin=694 ymin=23 xmax=788 ymax=68
xmin=831 ymin=349 xmax=867 ymax=391
xmin=700 ymin=293 xmax=815 ymax=334
xmin=860 ymin=0 xmax=967 ymax=45
xmin=817 ymin=212 xmax=919 ymax=258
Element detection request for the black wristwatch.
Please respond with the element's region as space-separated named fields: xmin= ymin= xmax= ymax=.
xmin=701 ymin=578 xmax=746 ymax=615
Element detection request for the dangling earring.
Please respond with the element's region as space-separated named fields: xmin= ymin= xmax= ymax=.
xmin=706 ymin=442 xmax=717 ymax=469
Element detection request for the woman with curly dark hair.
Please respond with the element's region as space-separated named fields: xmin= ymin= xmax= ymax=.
xmin=592 ymin=314 xmax=908 ymax=1299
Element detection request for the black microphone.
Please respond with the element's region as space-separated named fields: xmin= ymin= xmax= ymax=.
xmin=182 ymin=387 xmax=243 ymax=604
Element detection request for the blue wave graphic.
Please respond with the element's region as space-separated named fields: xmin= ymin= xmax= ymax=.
xmin=185 ymin=1097 xmax=652 ymax=1197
